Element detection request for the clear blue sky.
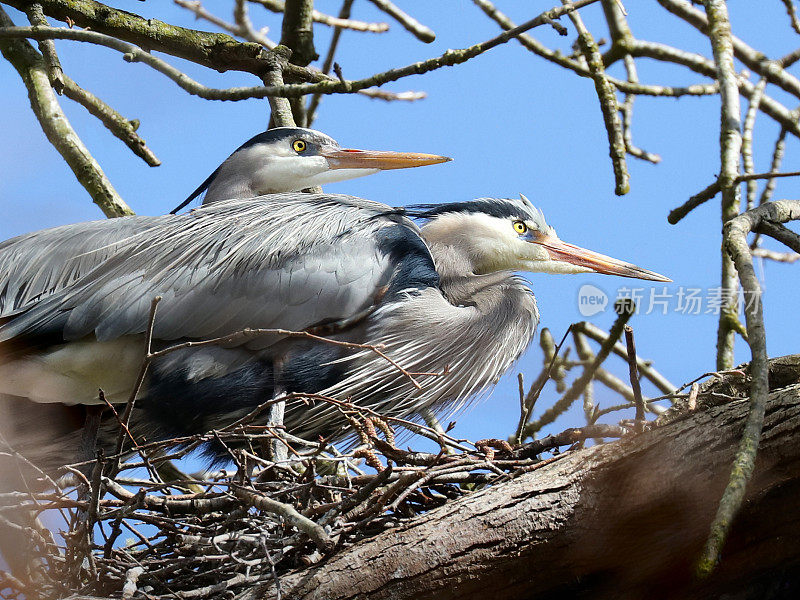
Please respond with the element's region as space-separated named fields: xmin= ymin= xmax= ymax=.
xmin=1 ymin=1 xmax=798 ymax=445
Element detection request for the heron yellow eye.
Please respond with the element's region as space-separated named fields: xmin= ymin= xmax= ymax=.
xmin=292 ymin=139 xmax=307 ymax=153
xmin=513 ymin=221 xmax=528 ymax=234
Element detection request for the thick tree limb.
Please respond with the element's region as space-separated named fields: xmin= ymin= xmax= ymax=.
xmin=280 ymin=0 xmax=317 ymax=66
xmin=1 ymin=0 xmax=275 ymax=75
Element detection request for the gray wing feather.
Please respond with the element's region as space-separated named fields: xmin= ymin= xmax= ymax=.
xmin=0 ymin=218 xmax=168 ymax=316
xmin=0 ymin=194 xmax=410 ymax=348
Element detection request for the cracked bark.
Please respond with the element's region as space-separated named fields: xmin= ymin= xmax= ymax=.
xmin=237 ymin=361 xmax=800 ymax=600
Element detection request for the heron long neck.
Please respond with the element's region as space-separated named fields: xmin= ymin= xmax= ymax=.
xmin=423 ymin=239 xmax=539 ymax=337
xmin=299 ymin=230 xmax=540 ymax=436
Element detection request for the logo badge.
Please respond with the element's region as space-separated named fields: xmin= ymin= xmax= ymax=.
xmin=577 ymin=284 xmax=608 ymax=317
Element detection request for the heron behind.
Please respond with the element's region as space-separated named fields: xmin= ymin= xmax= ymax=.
xmin=0 ymin=193 xmax=669 ymax=470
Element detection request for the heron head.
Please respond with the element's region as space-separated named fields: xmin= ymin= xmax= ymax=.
xmin=177 ymin=127 xmax=451 ymax=211
xmin=415 ymin=195 xmax=670 ymax=281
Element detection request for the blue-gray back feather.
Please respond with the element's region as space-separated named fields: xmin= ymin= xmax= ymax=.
xmin=0 ymin=194 xmax=420 ymax=349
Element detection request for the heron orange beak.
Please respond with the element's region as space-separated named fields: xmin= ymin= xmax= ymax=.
xmin=536 ymin=235 xmax=671 ymax=282
xmin=321 ymin=147 xmax=451 ymax=171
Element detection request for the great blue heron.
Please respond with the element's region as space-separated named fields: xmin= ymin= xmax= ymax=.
xmin=0 ymin=193 xmax=668 ymax=473
xmin=171 ymin=127 xmax=451 ymax=212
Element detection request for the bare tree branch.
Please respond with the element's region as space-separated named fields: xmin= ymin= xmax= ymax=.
xmin=565 ymin=2 xmax=629 ymax=195
xmin=708 ymin=199 xmax=800 ymax=574
xmin=702 ymin=0 xmax=743 ymax=371
xmin=0 ymin=1 xmax=604 ymax=103
xmin=61 ymin=75 xmax=160 ymax=166
xmin=250 ymin=0 xmax=389 ymax=33
xmin=782 ymin=0 xmax=800 ymax=34
xmin=366 ymin=0 xmax=435 ymax=43
xmin=0 ymin=8 xmax=133 ymax=218
xmin=523 ymin=301 xmax=635 ymax=438
xmin=174 ymin=0 xmax=277 ymax=48
xmin=657 ymin=0 xmax=800 ymax=100
xmin=24 ymin=2 xmax=63 ymax=93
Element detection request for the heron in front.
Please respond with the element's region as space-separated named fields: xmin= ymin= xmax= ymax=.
xmin=0 ymin=193 xmax=668 ymax=466
xmin=0 ymin=192 xmax=668 ymax=578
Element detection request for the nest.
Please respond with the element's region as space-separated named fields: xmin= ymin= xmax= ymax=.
xmin=0 ymin=401 xmax=630 ymax=599
xmin=1 ymin=309 xmax=677 ymax=598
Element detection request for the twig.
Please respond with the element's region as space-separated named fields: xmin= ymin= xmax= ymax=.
xmin=782 ymin=0 xmax=800 ymax=34
xmin=513 ymin=373 xmax=529 ymax=445
xmin=148 ymin=327 xmax=429 ymax=390
xmin=565 ymin=1 xmax=630 ymax=195
xmin=250 ymin=0 xmax=389 ymax=33
xmin=366 ymin=0 xmax=435 ymax=43
xmin=687 ymin=382 xmax=700 ymax=411
xmin=601 ymin=0 xmax=661 ymax=163
xmin=737 ymin=170 xmax=800 ymax=183
xmin=24 ymin=2 xmax=63 ymax=93
xmin=758 ymin=128 xmax=789 ymax=207
xmin=512 ymin=424 xmax=629 ymax=460
xmin=232 ymin=486 xmax=333 ymax=551
xmin=620 ymin=55 xmax=661 ymax=163
xmin=174 ymin=0 xmax=276 ymax=48
xmin=61 ymin=75 xmax=160 ymax=166
xmin=668 ymin=179 xmax=721 ymax=225
xmin=741 ymin=77 xmax=767 ymax=210
xmin=623 ymin=325 xmax=646 ymax=427
xmin=571 ymin=321 xmax=676 ymax=395
xmin=356 ymin=88 xmax=426 ymax=102
xmin=524 ymin=301 xmax=636 ymax=437
xmin=111 ymin=296 xmax=162 ymax=473
xmin=751 ymin=247 xmax=800 ymax=263
xmin=572 ymin=331 xmax=596 ymax=422
xmin=514 ymin=326 xmax=573 ymax=442
xmin=306 ymin=0 xmax=353 ymax=125
xmin=236 ymin=0 xmax=276 ymax=48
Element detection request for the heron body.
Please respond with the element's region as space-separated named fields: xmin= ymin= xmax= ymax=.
xmin=0 ymin=193 xmax=668 ymax=472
